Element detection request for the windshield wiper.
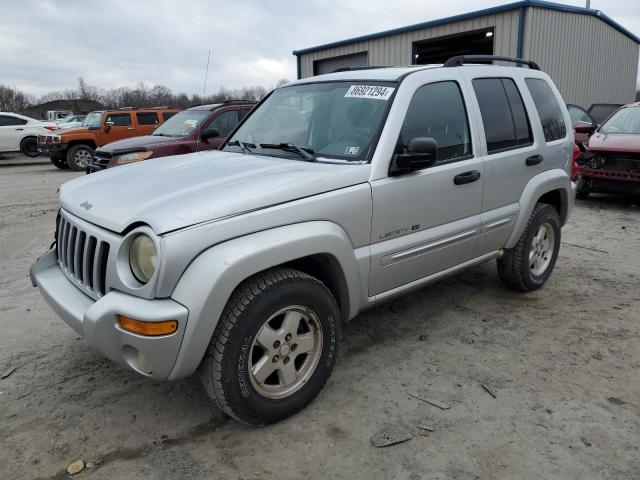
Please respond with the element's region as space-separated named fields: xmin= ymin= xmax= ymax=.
xmin=259 ymin=143 xmax=318 ymax=162
xmin=227 ymin=140 xmax=255 ymax=154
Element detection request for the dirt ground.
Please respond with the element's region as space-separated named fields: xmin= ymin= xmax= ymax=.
xmin=1 ymin=154 xmax=639 ymax=480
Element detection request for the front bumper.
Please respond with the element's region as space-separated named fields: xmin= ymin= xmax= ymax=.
xmin=37 ymin=141 xmax=68 ymax=157
xmin=30 ymin=250 xmax=189 ymax=380
xmin=579 ymin=166 xmax=640 ymax=195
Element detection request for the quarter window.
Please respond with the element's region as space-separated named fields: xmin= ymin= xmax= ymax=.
xmin=105 ymin=113 xmax=132 ymax=127
xmin=473 ymin=78 xmax=532 ymax=153
xmin=525 ymin=78 xmax=567 ymax=142
xmin=398 ymin=81 xmax=472 ymax=162
xmin=136 ymin=112 xmax=159 ymax=125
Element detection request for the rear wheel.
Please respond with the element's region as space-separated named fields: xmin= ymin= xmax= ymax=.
xmin=199 ymin=268 xmax=340 ymax=425
xmin=498 ymin=203 xmax=561 ymax=292
xmin=20 ymin=137 xmax=39 ymax=157
xmin=66 ymin=144 xmax=94 ymax=171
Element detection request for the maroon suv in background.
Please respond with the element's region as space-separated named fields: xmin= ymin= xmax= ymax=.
xmin=574 ymin=102 xmax=640 ymax=199
xmin=88 ymin=100 xmax=256 ymax=172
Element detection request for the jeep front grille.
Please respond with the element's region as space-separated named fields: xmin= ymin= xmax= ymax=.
xmin=56 ymin=213 xmax=111 ymax=298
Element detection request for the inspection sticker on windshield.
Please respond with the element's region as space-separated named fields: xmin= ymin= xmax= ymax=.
xmin=344 ymin=85 xmax=395 ymax=100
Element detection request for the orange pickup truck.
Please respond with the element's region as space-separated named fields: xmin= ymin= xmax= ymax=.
xmin=38 ymin=108 xmax=180 ymax=170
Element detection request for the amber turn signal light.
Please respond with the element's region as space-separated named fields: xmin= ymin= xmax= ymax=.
xmin=117 ymin=316 xmax=178 ymax=336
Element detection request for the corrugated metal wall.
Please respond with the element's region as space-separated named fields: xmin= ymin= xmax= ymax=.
xmin=298 ymin=10 xmax=521 ymax=78
xmin=523 ymin=8 xmax=638 ymax=107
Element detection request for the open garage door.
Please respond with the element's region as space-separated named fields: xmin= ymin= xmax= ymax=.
xmin=413 ymin=28 xmax=494 ymax=65
xmin=314 ymin=52 xmax=368 ymax=75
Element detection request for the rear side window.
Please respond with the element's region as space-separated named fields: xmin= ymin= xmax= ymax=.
xmin=0 ymin=115 xmax=28 ymax=126
xmin=473 ymin=78 xmax=532 ymax=153
xmin=525 ymin=78 xmax=566 ymax=142
xmin=105 ymin=113 xmax=132 ymax=126
xmin=136 ymin=112 xmax=159 ymax=125
xmin=398 ymin=81 xmax=472 ymax=162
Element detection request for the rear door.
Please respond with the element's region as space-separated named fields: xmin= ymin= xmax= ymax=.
xmin=135 ymin=112 xmax=160 ymax=135
xmin=369 ymin=74 xmax=484 ymax=296
xmin=461 ymin=72 xmax=540 ymax=256
xmin=103 ymin=113 xmax=134 ymax=144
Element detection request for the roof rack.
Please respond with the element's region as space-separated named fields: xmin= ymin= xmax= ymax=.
xmin=444 ymin=55 xmax=540 ymax=70
xmin=223 ymin=99 xmax=258 ymax=104
xmin=331 ymin=66 xmax=392 ymax=73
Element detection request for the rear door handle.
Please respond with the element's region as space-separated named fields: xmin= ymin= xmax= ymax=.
xmin=15 ymin=128 xmax=24 ymax=131
xmin=454 ymin=170 xmax=481 ymax=185
xmin=126 ymin=127 xmax=135 ymax=130
xmin=526 ymin=154 xmax=544 ymax=166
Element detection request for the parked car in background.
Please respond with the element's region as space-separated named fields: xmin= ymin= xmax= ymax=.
xmin=88 ymin=101 xmax=255 ymax=173
xmin=56 ymin=115 xmax=87 ymax=129
xmin=0 ymin=112 xmax=57 ymax=157
xmin=575 ymin=102 xmax=640 ymax=199
xmin=586 ymin=103 xmax=623 ymax=124
xmin=567 ymin=104 xmax=597 ymax=150
xmin=31 ymin=57 xmax=576 ymax=425
xmin=38 ymin=107 xmax=180 ymax=170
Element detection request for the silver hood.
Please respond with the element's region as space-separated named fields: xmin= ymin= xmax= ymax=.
xmin=60 ymin=150 xmax=370 ymax=234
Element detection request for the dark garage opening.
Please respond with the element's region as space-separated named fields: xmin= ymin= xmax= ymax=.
xmin=413 ymin=28 xmax=494 ymax=65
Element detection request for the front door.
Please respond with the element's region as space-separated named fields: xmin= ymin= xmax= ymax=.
xmin=102 ymin=113 xmax=135 ymax=145
xmin=369 ymin=80 xmax=484 ymax=296
xmin=201 ymin=109 xmax=240 ymax=150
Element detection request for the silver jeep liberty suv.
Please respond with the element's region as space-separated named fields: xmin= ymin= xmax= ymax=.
xmin=31 ymin=56 xmax=576 ymax=425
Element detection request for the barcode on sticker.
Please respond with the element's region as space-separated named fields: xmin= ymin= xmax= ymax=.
xmin=345 ymin=85 xmax=395 ymax=100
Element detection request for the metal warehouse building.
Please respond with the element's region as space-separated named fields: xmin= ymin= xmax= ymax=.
xmin=293 ymin=0 xmax=640 ymax=108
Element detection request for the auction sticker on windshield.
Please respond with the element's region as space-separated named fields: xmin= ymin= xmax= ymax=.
xmin=345 ymin=85 xmax=395 ymax=100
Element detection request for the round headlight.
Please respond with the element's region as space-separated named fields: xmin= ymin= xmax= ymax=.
xmin=129 ymin=234 xmax=157 ymax=283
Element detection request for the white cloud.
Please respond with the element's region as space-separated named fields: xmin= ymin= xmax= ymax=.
xmin=0 ymin=0 xmax=637 ymax=97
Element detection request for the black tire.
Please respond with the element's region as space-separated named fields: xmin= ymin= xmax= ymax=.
xmin=497 ymin=203 xmax=561 ymax=292
xmin=20 ymin=137 xmax=39 ymax=157
xmin=66 ymin=144 xmax=95 ymax=171
xmin=49 ymin=152 xmax=69 ymax=169
xmin=575 ymin=189 xmax=590 ymax=200
xmin=576 ymin=178 xmax=590 ymax=200
xmin=199 ymin=268 xmax=341 ymax=425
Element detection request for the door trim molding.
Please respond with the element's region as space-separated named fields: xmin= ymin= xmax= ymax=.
xmin=381 ymin=228 xmax=477 ymax=266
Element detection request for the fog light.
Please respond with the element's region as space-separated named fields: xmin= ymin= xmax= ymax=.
xmin=138 ymin=351 xmax=153 ymax=374
xmin=117 ymin=315 xmax=178 ymax=336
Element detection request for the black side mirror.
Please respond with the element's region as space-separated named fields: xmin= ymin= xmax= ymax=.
xmin=573 ymin=121 xmax=597 ymax=135
xmin=389 ymin=137 xmax=438 ymax=176
xmin=201 ymin=128 xmax=221 ymax=142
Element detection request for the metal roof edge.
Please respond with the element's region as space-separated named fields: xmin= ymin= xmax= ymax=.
xmin=292 ymin=0 xmax=639 ymax=56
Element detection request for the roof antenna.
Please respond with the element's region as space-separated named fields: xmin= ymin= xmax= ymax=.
xmin=196 ymin=49 xmax=211 ymax=153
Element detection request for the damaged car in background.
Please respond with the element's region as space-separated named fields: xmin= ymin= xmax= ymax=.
xmin=575 ymin=102 xmax=640 ymax=199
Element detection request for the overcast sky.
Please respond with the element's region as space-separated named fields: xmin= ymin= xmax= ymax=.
xmin=1 ymin=0 xmax=638 ymax=97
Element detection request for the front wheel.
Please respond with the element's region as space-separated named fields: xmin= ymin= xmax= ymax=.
xmin=66 ymin=144 xmax=95 ymax=171
xmin=497 ymin=203 xmax=561 ymax=292
xmin=199 ymin=268 xmax=341 ymax=425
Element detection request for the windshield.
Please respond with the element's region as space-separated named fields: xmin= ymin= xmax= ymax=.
xmin=152 ymin=110 xmax=210 ymax=137
xmin=568 ymin=105 xmax=594 ymax=125
xmin=223 ymin=81 xmax=397 ymax=162
xmin=82 ymin=112 xmax=102 ymax=128
xmin=600 ymin=107 xmax=640 ymax=135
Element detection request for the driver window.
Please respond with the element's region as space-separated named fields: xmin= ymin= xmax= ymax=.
xmin=208 ymin=110 xmax=239 ymax=137
xmin=398 ymin=81 xmax=472 ymax=163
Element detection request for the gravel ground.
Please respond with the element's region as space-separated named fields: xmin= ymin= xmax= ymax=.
xmin=1 ymin=154 xmax=639 ymax=480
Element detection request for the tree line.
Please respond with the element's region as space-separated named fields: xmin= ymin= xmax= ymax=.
xmin=0 ymin=77 xmax=289 ymax=112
